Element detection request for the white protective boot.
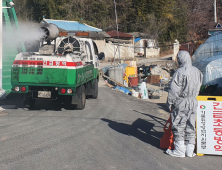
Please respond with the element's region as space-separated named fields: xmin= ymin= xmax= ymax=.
xmin=166 ymin=141 xmax=186 ymax=158
xmin=186 ymin=144 xmax=196 ymax=157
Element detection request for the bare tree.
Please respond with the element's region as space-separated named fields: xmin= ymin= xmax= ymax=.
xmin=184 ymin=0 xmax=214 ymax=40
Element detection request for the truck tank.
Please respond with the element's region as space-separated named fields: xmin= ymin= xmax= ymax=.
xmin=40 ymin=23 xmax=60 ymax=41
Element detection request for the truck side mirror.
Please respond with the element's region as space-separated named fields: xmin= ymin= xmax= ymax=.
xmin=98 ymin=52 xmax=105 ymax=60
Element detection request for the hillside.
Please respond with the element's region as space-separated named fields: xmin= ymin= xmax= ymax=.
xmin=186 ymin=0 xmax=216 ymax=40
xmin=12 ymin=0 xmax=221 ymax=43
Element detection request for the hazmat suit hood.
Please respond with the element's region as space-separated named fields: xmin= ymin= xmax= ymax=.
xmin=177 ymin=51 xmax=192 ymax=67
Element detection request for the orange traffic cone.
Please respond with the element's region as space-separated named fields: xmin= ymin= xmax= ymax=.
xmin=160 ymin=115 xmax=174 ymax=150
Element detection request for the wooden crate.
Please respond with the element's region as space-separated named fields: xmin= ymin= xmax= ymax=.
xmin=147 ymin=75 xmax=160 ymax=84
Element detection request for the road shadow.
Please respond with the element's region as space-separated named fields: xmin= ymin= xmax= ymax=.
xmin=0 ymin=93 xmax=72 ymax=111
xmin=156 ymin=103 xmax=170 ymax=113
xmin=0 ymin=93 xmax=22 ymax=108
xmin=133 ymin=110 xmax=168 ymax=127
xmin=101 ymin=117 xmax=165 ymax=150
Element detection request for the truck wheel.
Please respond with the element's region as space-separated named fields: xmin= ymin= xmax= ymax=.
xmin=92 ymin=79 xmax=98 ymax=99
xmin=63 ymin=96 xmax=77 ymax=110
xmin=76 ymin=85 xmax=86 ymax=110
xmin=21 ymin=94 xmax=35 ymax=108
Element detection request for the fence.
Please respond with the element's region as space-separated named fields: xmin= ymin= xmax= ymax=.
xmin=180 ymin=42 xmax=203 ymax=57
xmin=95 ymin=40 xmax=200 ymax=61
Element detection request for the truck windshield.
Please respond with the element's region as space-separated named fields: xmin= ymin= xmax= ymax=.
xmin=85 ymin=41 xmax=93 ymax=60
xmin=93 ymin=41 xmax=98 ymax=55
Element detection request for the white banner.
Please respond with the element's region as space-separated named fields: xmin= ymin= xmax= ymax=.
xmin=197 ymin=101 xmax=222 ymax=155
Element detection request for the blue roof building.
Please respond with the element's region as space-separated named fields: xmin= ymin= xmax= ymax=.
xmin=41 ymin=19 xmax=102 ymax=32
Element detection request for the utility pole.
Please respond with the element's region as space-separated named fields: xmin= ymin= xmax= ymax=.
xmin=113 ymin=0 xmax=119 ymax=84
xmin=214 ymin=0 xmax=217 ymax=23
xmin=113 ymin=0 xmax=120 ymax=62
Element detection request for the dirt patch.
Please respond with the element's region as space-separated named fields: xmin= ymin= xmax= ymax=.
xmin=160 ymin=49 xmax=173 ymax=58
xmin=0 ymin=111 xmax=8 ymax=116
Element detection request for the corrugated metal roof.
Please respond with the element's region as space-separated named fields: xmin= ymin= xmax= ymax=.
xmin=42 ymin=19 xmax=102 ymax=32
xmin=107 ymin=30 xmax=133 ymax=38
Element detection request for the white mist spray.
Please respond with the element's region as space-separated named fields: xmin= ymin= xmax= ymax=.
xmin=3 ymin=22 xmax=46 ymax=52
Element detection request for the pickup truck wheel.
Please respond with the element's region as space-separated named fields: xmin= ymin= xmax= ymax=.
xmin=63 ymin=96 xmax=77 ymax=110
xmin=76 ymin=85 xmax=86 ymax=110
xmin=92 ymin=79 xmax=98 ymax=99
xmin=21 ymin=94 xmax=35 ymax=108
xmin=23 ymin=97 xmax=35 ymax=108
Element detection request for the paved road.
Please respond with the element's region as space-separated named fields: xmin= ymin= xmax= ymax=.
xmin=0 ymin=80 xmax=221 ymax=170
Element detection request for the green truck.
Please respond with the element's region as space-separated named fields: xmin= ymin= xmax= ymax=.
xmin=11 ymin=24 xmax=104 ymax=110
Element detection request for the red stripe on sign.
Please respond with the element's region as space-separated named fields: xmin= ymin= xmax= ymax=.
xmin=13 ymin=60 xmax=83 ymax=67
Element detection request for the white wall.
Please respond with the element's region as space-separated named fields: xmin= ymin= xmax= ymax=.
xmin=145 ymin=48 xmax=160 ymax=58
xmin=95 ymin=40 xmax=134 ymax=60
xmin=173 ymin=42 xmax=180 ymax=60
xmin=95 ymin=39 xmax=160 ymax=60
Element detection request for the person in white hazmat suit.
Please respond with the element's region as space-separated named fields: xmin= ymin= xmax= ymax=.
xmin=166 ymin=50 xmax=203 ymax=158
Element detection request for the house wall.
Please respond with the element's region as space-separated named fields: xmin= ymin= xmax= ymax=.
xmin=145 ymin=48 xmax=160 ymax=58
xmin=95 ymin=39 xmax=160 ymax=60
xmin=134 ymin=39 xmax=159 ymax=58
xmin=134 ymin=39 xmax=156 ymax=54
xmin=94 ymin=40 xmax=134 ymax=60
